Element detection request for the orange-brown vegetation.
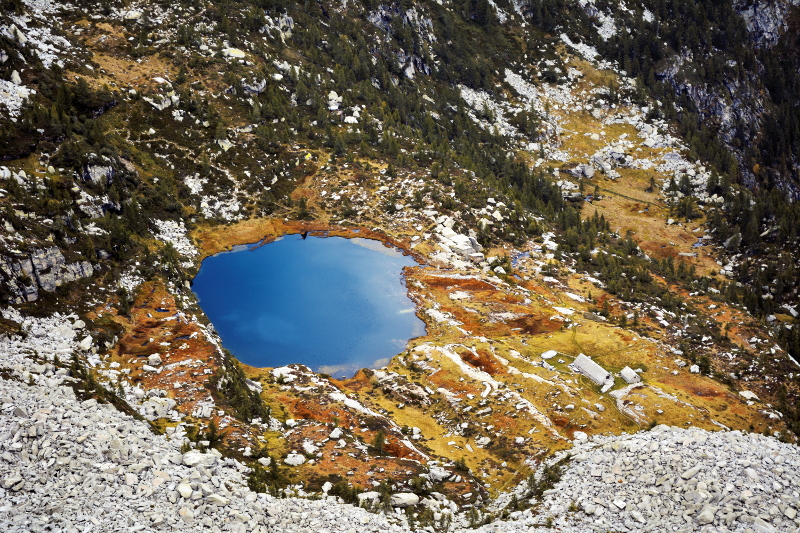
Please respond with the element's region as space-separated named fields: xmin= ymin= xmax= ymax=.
xmin=455 ymin=346 xmax=507 ymax=376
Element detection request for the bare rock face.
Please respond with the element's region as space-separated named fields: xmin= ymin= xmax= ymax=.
xmin=84 ymin=165 xmax=114 ymax=185
xmin=0 ymin=247 xmax=94 ymax=303
xmin=735 ymin=0 xmax=800 ymax=47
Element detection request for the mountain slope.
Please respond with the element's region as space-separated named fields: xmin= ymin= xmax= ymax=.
xmin=0 ymin=0 xmax=799 ymax=530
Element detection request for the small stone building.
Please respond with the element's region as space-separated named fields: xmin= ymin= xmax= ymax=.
xmin=572 ymin=354 xmax=613 ymax=390
xmin=620 ymin=366 xmax=642 ymax=384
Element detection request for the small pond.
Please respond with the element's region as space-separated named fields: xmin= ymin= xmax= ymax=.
xmin=192 ymin=235 xmax=425 ymax=378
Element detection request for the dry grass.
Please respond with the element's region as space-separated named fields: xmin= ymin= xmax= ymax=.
xmin=569 ymin=58 xmax=620 ymax=88
xmin=580 ymin=170 xmax=721 ymax=275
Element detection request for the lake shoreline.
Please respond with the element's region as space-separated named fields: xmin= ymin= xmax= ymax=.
xmin=192 ymin=218 xmax=428 ymax=265
xmin=191 ymin=233 xmax=426 ymax=379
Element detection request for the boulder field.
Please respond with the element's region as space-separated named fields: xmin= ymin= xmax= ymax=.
xmin=2 ymin=312 xmax=799 ymax=532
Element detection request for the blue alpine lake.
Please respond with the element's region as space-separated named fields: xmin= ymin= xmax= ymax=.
xmin=191 ymin=235 xmax=426 ymax=378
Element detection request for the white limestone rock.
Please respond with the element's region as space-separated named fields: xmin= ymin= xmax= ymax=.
xmin=206 ymin=493 xmax=230 ymax=506
xmin=740 ymin=390 xmax=759 ymax=401
xmin=222 ymin=48 xmax=246 ymax=58
xmin=182 ymin=451 xmax=217 ymax=468
xmin=284 ymin=453 xmax=306 ymax=466
xmin=78 ymin=336 xmax=93 ymax=351
xmin=390 ymin=493 xmax=420 ymax=507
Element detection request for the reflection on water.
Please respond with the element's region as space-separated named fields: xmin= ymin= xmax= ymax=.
xmin=192 ymin=235 xmax=424 ymax=379
xmin=350 ymin=237 xmax=406 ymax=256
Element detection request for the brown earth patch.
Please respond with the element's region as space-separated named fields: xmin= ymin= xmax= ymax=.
xmin=426 ymin=370 xmax=483 ymax=396
xmin=551 ymin=415 xmax=570 ymax=428
xmin=420 ymin=276 xmax=499 ymax=292
xmin=336 ymin=368 xmax=374 ymax=393
xmin=100 ymin=280 xmax=260 ymax=451
xmin=685 ymin=382 xmax=724 ymax=399
xmin=269 ymin=392 xmax=361 ymax=430
xmin=506 ymin=315 xmax=562 ymax=335
xmin=455 ymin=346 xmax=507 ymax=376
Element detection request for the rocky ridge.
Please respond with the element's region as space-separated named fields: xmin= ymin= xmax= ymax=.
xmin=735 ymin=0 xmax=800 ymax=47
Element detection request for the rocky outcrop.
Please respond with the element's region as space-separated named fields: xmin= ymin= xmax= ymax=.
xmin=84 ymin=165 xmax=114 ymax=185
xmin=656 ymin=49 xmax=765 ymax=189
xmin=0 ymin=247 xmax=94 ymax=303
xmin=367 ymin=5 xmax=435 ymax=79
xmin=735 ymin=0 xmax=800 ymax=47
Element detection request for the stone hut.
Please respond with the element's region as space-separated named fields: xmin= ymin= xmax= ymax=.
xmin=620 ymin=366 xmax=642 ymax=384
xmin=572 ymin=354 xmax=614 ymax=391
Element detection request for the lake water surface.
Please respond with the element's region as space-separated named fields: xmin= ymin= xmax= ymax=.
xmin=192 ymin=235 xmax=425 ymax=378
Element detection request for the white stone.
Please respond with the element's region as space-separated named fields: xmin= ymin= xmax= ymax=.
xmin=183 ymin=451 xmax=217 ymax=468
xmin=428 ymin=466 xmax=449 ymax=482
xmin=222 ymin=48 xmax=246 ymax=58
xmin=78 ymin=336 xmax=93 ymax=351
xmin=177 ymin=483 xmax=193 ymax=499
xmin=696 ymin=506 xmax=717 ymax=525
xmin=206 ymin=494 xmax=229 ymax=505
xmin=284 ymin=453 xmax=306 ymax=466
xmin=178 ymin=507 xmax=194 ymax=523
xmin=2 ymin=474 xmax=22 ymax=489
xmin=390 ymin=493 xmax=420 ymax=507
xmin=681 ymin=465 xmax=701 ymax=480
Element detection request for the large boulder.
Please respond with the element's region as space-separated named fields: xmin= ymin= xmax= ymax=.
xmin=427 ymin=466 xmax=449 ymax=483
xmin=222 ymin=48 xmax=246 ymax=58
xmin=182 ymin=451 xmax=218 ymax=468
xmin=142 ymin=397 xmax=176 ymax=418
xmin=357 ymin=491 xmax=381 ymax=502
xmin=390 ymin=493 xmax=420 ymax=507
xmin=284 ymin=453 xmax=306 ymax=466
